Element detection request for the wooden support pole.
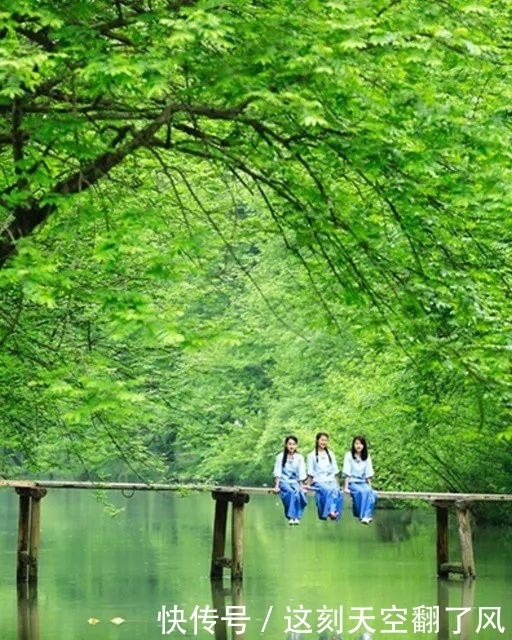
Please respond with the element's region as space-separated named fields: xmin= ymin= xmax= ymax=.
xmin=210 ymin=491 xmax=249 ymax=582
xmin=28 ymin=492 xmax=45 ymax=583
xmin=456 ymin=504 xmax=475 ymax=579
xmin=15 ymin=488 xmax=47 ymax=585
xmin=231 ymin=496 xmax=246 ymax=582
xmin=210 ymin=492 xmax=229 ymax=580
xmin=16 ymin=491 xmax=31 ymax=584
xmin=435 ymin=505 xmax=449 ymax=579
xmin=435 ymin=500 xmax=476 ymax=580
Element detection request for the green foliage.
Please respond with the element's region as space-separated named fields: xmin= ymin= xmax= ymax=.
xmin=0 ymin=1 xmax=511 ymax=508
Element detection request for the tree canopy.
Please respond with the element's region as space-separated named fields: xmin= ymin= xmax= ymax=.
xmin=1 ymin=1 xmax=511 ymax=500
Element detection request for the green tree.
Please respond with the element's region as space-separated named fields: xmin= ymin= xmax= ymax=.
xmin=1 ymin=0 xmax=511 ymax=484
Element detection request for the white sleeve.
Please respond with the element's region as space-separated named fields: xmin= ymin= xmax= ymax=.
xmin=306 ymin=452 xmax=315 ymax=477
xmin=366 ymin=454 xmax=374 ymax=479
xmin=342 ymin=451 xmax=352 ymax=477
xmin=273 ymin=453 xmax=282 ymax=478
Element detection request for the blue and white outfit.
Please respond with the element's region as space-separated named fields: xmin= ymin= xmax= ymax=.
xmin=342 ymin=451 xmax=377 ymax=521
xmin=273 ymin=452 xmax=308 ymax=521
xmin=306 ymin=449 xmax=343 ymax=521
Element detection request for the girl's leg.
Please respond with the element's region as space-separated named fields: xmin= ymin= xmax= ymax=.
xmin=281 ymin=482 xmax=308 ymax=522
xmin=295 ymin=489 xmax=308 ymax=521
xmin=313 ymin=483 xmax=329 ymax=520
xmin=350 ymin=483 xmax=376 ymax=521
xmin=279 ymin=481 xmax=294 ymax=520
xmin=327 ymin=485 xmax=343 ymax=521
xmin=349 ymin=482 xmax=363 ymax=519
xmin=359 ymin=484 xmax=376 ymax=520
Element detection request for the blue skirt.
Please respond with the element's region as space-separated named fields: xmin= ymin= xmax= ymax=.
xmin=349 ymin=482 xmax=377 ymax=520
xmin=279 ymin=480 xmax=308 ymax=520
xmin=312 ymin=482 xmax=343 ymax=521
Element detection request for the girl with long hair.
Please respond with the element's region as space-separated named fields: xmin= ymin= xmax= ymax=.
xmin=342 ymin=435 xmax=377 ymax=524
xmin=273 ymin=435 xmax=308 ymax=525
xmin=305 ymin=432 xmax=343 ymax=522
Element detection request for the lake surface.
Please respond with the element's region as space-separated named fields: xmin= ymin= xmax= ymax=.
xmin=0 ymin=489 xmax=510 ymax=639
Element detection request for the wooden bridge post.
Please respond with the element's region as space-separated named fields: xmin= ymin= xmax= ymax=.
xmin=211 ymin=492 xmax=229 ymax=580
xmin=15 ymin=488 xmax=47 ymax=585
xmin=210 ymin=491 xmax=250 ymax=582
xmin=231 ymin=495 xmax=246 ymax=581
xmin=16 ymin=490 xmax=31 ymax=584
xmin=435 ymin=504 xmax=449 ymax=579
xmin=434 ymin=500 xmax=475 ymax=579
xmin=455 ymin=503 xmax=475 ymax=579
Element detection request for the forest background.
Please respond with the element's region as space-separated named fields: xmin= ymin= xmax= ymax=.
xmin=1 ymin=1 xmax=511 ymax=522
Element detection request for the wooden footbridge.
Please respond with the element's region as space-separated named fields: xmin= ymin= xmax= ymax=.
xmin=2 ymin=479 xmax=511 ymax=586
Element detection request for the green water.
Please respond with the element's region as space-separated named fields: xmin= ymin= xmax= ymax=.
xmin=0 ymin=490 xmax=510 ymax=639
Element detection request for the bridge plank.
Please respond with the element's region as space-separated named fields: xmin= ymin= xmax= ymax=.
xmin=1 ymin=480 xmax=512 ymax=502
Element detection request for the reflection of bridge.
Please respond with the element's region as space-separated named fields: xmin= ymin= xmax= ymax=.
xmin=211 ymin=578 xmax=478 ymax=640
xmin=15 ymin=575 xmax=478 ymax=640
xmin=2 ymin=479 xmax=512 ymax=585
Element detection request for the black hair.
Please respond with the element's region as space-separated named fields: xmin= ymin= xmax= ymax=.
xmin=281 ymin=435 xmax=298 ymax=469
xmin=314 ymin=431 xmax=332 ymax=463
xmin=351 ymin=435 xmax=368 ymax=461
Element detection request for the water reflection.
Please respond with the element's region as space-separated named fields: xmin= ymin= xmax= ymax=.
xmin=438 ymin=578 xmax=474 ymax=640
xmin=211 ymin=580 xmax=245 ymax=640
xmin=14 ymin=574 xmax=477 ymax=640
xmin=281 ymin=580 xmax=474 ymax=640
xmin=375 ymin=508 xmax=413 ymax=542
xmin=210 ymin=582 xmax=373 ymax=640
xmin=16 ymin=583 xmax=39 ymax=640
